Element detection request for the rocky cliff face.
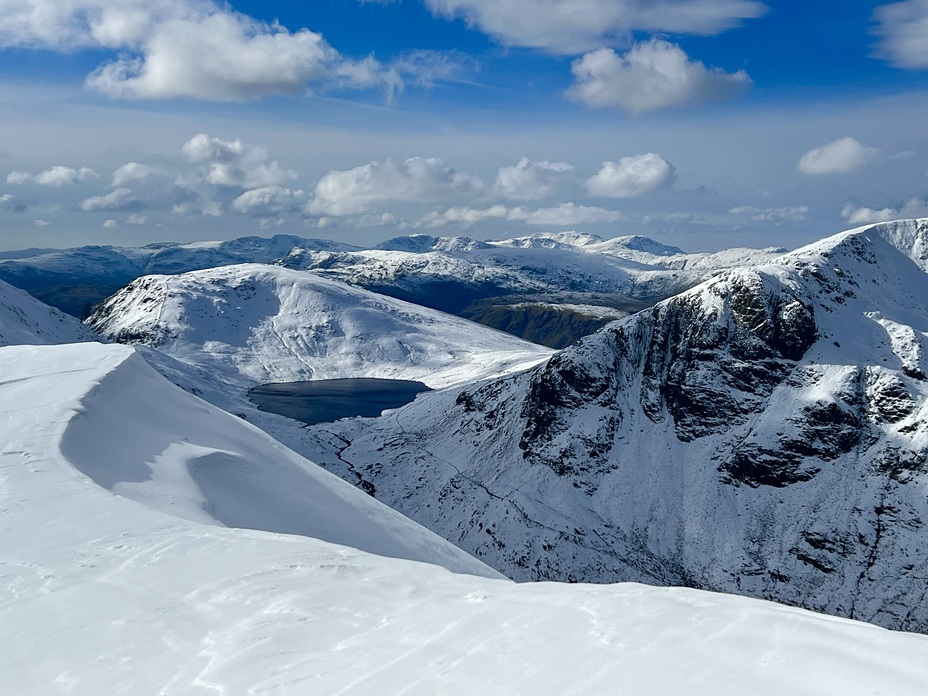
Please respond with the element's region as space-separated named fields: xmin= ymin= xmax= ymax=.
xmin=300 ymin=219 xmax=928 ymax=632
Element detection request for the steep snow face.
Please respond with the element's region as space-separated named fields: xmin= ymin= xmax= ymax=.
xmin=299 ymin=219 xmax=928 ymax=632
xmin=85 ymin=264 xmax=553 ymax=389
xmin=0 ymin=278 xmax=101 ymax=346
xmin=3 ymin=342 xmax=496 ymax=576
xmin=4 ymin=343 xmax=928 ymax=694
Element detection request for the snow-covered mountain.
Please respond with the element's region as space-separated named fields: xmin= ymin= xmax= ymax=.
xmin=0 ymin=234 xmax=359 ymax=315
xmin=2 ymin=231 xmax=782 ymax=346
xmin=0 ymin=277 xmax=101 ymax=346
xmin=281 ymin=231 xmax=785 ymax=312
xmin=4 ymin=341 xmax=928 ymax=694
xmin=298 ymin=219 xmax=928 ymax=633
xmin=86 ymin=264 xmax=553 ymax=389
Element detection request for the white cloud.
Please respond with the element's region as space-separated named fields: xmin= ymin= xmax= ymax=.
xmin=103 ymin=219 xmax=118 ymax=228
xmin=308 ymin=157 xmax=484 ymax=216
xmin=0 ymin=1 xmax=403 ymax=102
xmin=797 ymin=137 xmax=879 ymax=175
xmin=493 ymin=157 xmax=574 ymax=200
xmin=33 ymin=219 xmax=49 ymax=226
xmin=232 ymin=186 xmax=306 ymax=216
xmin=422 ymin=202 xmax=620 ymax=228
xmin=841 ymin=199 xmax=928 ymax=225
xmin=0 ymin=193 xmax=26 ymax=212
xmin=422 ymin=204 xmax=510 ymax=227
xmin=510 ymin=202 xmax=621 ymax=226
xmin=567 ymin=41 xmax=750 ymax=114
xmin=181 ymin=133 xmax=297 ymax=189
xmin=112 ymin=162 xmax=158 ymax=187
xmin=423 ymin=0 xmax=766 ymax=54
xmin=873 ymin=0 xmax=928 ymax=69
xmin=126 ymin=213 xmax=147 ymax=225
xmin=729 ymin=205 xmax=809 ymax=222
xmin=585 ymin=153 xmax=676 ymax=198
xmin=86 ymin=13 xmax=334 ymax=101
xmin=7 ymin=166 xmax=98 ymax=185
xmin=80 ymin=187 xmax=138 ymax=211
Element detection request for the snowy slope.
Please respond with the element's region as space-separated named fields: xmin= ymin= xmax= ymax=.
xmin=3 ymin=342 xmax=928 ymax=694
xmin=297 ymin=218 xmax=928 ymax=632
xmin=86 ymin=264 xmax=553 ymax=389
xmin=0 ymin=277 xmax=101 ymax=346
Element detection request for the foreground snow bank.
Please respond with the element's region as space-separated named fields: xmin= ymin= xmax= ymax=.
xmin=3 ymin=342 xmax=928 ymax=694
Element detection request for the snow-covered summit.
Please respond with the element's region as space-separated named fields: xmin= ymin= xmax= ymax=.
xmin=86 ymin=263 xmax=554 ymax=389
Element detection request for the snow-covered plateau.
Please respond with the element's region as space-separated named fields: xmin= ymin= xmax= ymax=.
xmin=295 ymin=219 xmax=928 ymax=632
xmin=4 ymin=341 xmax=928 ymax=694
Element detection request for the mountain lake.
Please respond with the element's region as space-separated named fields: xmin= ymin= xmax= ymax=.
xmin=248 ymin=378 xmax=433 ymax=426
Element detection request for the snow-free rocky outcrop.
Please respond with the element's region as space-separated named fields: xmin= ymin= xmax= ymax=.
xmin=301 ymin=219 xmax=928 ymax=632
xmin=85 ymin=264 xmax=553 ymax=389
xmin=4 ymin=345 xmax=928 ymax=693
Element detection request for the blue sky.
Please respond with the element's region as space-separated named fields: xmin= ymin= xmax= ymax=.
xmin=0 ymin=0 xmax=927 ymax=252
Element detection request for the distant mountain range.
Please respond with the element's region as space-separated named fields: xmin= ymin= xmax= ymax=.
xmin=1 ymin=231 xmax=784 ymax=346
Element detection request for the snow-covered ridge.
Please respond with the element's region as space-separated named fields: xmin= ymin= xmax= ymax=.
xmin=297 ymin=218 xmax=928 ymax=632
xmin=4 ymin=341 xmax=928 ymax=693
xmin=86 ymin=263 xmax=554 ymax=389
xmin=7 ymin=342 xmax=495 ymax=576
xmin=0 ymin=277 xmax=101 ymax=346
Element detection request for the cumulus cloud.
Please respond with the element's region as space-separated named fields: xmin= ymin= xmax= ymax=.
xmin=840 ymin=199 xmax=928 ymax=225
xmin=567 ymin=41 xmax=750 ymax=114
xmin=103 ymin=219 xmax=118 ymax=228
xmin=0 ymin=1 xmax=405 ymax=102
xmin=232 ymin=186 xmax=306 ymax=216
xmin=423 ymin=0 xmax=766 ymax=53
xmin=126 ymin=213 xmax=147 ymax=225
xmin=873 ymin=0 xmax=928 ymax=69
xmin=181 ymin=133 xmax=297 ymax=189
xmin=33 ymin=219 xmax=49 ymax=226
xmin=797 ymin=137 xmax=879 ymax=175
xmin=585 ymin=153 xmax=676 ymax=198
xmin=422 ymin=202 xmax=620 ymax=228
xmin=729 ymin=205 xmax=810 ymax=222
xmin=493 ymin=157 xmax=574 ymax=200
xmin=7 ymin=166 xmax=98 ymax=185
xmin=80 ymin=187 xmax=139 ymax=211
xmin=308 ymin=157 xmax=484 ymax=216
xmin=112 ymin=162 xmax=160 ymax=187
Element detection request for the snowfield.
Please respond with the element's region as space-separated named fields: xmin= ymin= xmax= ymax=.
xmin=86 ymin=264 xmax=553 ymax=390
xmin=3 ymin=341 xmax=928 ymax=694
